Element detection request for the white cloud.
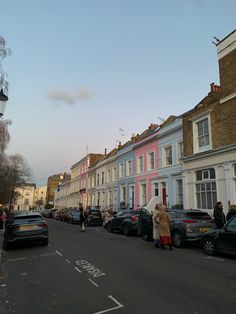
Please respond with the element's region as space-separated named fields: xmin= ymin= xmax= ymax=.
xmin=47 ymin=85 xmax=93 ymax=105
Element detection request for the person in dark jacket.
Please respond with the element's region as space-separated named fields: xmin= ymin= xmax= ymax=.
xmin=226 ymin=205 xmax=236 ymax=221
xmin=213 ymin=201 xmax=226 ymax=229
xmin=79 ymin=204 xmax=86 ymax=232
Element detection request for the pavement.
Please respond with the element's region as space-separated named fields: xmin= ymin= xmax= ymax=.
xmin=0 ymin=230 xmax=3 ymax=266
xmin=0 ymin=229 xmax=3 ymax=266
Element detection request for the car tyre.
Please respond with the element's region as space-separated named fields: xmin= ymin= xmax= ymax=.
xmin=202 ymin=238 xmax=216 ymax=256
xmin=42 ymin=238 xmax=49 ymax=246
xmin=173 ymin=232 xmax=185 ymax=248
xmin=108 ymin=223 xmax=113 ymax=233
xmin=123 ymin=224 xmax=130 ymax=237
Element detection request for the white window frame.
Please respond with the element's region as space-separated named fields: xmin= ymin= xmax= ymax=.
xmin=163 ymin=145 xmax=173 ymax=167
xmin=192 ymin=114 xmax=212 ymax=154
xmin=137 ymin=156 xmax=144 ymax=173
xmin=126 ymin=160 xmax=132 ymax=176
xmin=147 ymin=151 xmax=155 ymax=171
xmin=119 ymin=162 xmax=124 ymax=178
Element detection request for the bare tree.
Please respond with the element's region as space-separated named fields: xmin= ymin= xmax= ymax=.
xmin=0 ymin=154 xmax=32 ymax=209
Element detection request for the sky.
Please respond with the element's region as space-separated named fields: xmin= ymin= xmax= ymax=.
xmin=0 ymin=0 xmax=235 ymax=186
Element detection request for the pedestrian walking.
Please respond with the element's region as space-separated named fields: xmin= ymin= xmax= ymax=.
xmin=156 ymin=204 xmax=173 ymax=250
xmin=103 ymin=208 xmax=110 ymax=229
xmin=79 ymin=204 xmax=86 ymax=232
xmin=226 ymin=205 xmax=236 ymax=221
xmin=213 ymin=201 xmax=226 ymax=229
xmin=152 ymin=204 xmax=160 ymax=248
xmin=0 ymin=210 xmax=7 ymax=233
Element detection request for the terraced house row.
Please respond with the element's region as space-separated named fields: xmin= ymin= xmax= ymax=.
xmin=54 ymin=29 xmax=236 ymax=216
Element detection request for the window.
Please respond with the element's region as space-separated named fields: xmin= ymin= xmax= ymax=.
xmin=127 ymin=160 xmax=132 ymax=176
xmin=195 ymin=168 xmax=217 ymax=210
xmin=120 ymin=186 xmax=126 ymax=203
xmin=234 ymin=165 xmax=236 ymax=177
xmin=112 ymin=167 xmax=117 ymax=181
xmin=193 ymin=115 xmax=212 ymax=153
xmin=227 ymin=217 xmax=236 ymax=231
xmin=176 ymin=179 xmax=183 ymax=206
xmin=137 ymin=156 xmax=144 ymax=173
xmin=107 ymin=170 xmax=111 ymax=183
xmin=102 ymin=172 xmax=105 ymax=184
xmin=154 ymin=183 xmax=159 ymax=196
xmin=178 ymin=142 xmax=184 ymax=162
xmin=164 ymin=146 xmax=172 ymax=166
xmin=92 ymin=175 xmax=95 ymax=187
xmin=140 ymin=183 xmax=147 ymax=206
xmin=148 ymin=152 xmax=155 ymax=170
xmin=97 ymin=174 xmax=100 ymax=186
xmin=197 ymin=118 xmax=209 ymax=148
xmin=119 ymin=162 xmax=124 ymax=178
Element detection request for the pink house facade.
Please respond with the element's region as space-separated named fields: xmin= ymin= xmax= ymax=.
xmin=134 ymin=125 xmax=159 ymax=209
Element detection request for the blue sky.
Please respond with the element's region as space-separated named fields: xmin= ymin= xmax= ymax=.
xmin=0 ymin=0 xmax=235 ymax=185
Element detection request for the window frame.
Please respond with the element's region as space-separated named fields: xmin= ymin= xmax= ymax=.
xmin=192 ymin=114 xmax=212 ymax=154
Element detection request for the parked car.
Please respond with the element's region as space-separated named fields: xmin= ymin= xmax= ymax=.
xmin=107 ymin=210 xmax=140 ymax=236
xmin=87 ymin=209 xmax=103 ymax=226
xmin=67 ymin=211 xmax=81 ymax=224
xmin=202 ymin=215 xmax=236 ymax=256
xmin=4 ymin=211 xmax=48 ymax=249
xmin=138 ymin=208 xmax=215 ymax=247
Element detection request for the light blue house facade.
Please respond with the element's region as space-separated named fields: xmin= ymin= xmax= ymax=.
xmin=155 ymin=116 xmax=184 ymax=208
xmin=116 ymin=141 xmax=135 ymax=210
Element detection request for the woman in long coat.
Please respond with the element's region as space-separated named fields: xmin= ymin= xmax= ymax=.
xmin=152 ymin=205 xmax=160 ymax=247
xmin=156 ymin=204 xmax=173 ymax=250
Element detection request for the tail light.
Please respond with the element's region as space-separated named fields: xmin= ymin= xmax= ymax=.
xmin=182 ymin=219 xmax=197 ymax=223
xmin=131 ymin=216 xmax=138 ymax=222
xmin=38 ymin=222 xmax=48 ymax=227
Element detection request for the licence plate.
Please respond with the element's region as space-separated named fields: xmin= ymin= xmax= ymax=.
xmin=199 ymin=227 xmax=209 ymax=232
xmin=19 ymin=225 xmax=38 ymax=231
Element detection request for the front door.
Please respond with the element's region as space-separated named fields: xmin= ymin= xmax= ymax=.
xmin=162 ymin=183 xmax=166 ymax=205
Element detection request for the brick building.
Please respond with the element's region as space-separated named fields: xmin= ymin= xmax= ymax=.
xmin=46 ymin=173 xmax=70 ymax=205
xmin=182 ymin=29 xmax=236 ymax=215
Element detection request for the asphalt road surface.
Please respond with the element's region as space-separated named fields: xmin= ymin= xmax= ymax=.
xmin=0 ymin=219 xmax=236 ymax=314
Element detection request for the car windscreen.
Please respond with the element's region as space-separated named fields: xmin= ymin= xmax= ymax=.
xmin=185 ymin=212 xmax=211 ymax=220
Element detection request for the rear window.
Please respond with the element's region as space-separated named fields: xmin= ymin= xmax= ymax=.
xmin=14 ymin=215 xmax=43 ymax=222
xmin=185 ymin=212 xmax=211 ymax=220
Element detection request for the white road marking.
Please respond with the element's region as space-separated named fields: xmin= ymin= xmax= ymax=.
xmin=8 ymin=257 xmax=26 ymax=262
xmin=1 ymin=284 xmax=7 ymax=287
xmin=75 ymin=260 xmax=106 ymax=277
xmin=74 ymin=267 xmax=82 ymax=273
xmin=65 ymin=259 xmax=71 ymax=264
xmin=40 ymin=252 xmax=57 ymax=257
xmin=88 ymin=279 xmax=99 ymax=288
xmin=55 ymin=250 xmax=62 ymax=257
xmin=93 ymin=295 xmax=124 ymax=314
xmin=205 ymin=256 xmax=224 ymax=262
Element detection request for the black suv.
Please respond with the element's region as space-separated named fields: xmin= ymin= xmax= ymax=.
xmin=4 ymin=211 xmax=48 ymax=249
xmin=107 ymin=210 xmax=140 ymax=236
xmin=87 ymin=209 xmax=103 ymax=226
xmin=138 ymin=208 xmax=215 ymax=247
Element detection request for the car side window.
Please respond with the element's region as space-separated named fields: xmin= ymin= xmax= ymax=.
xmin=141 ymin=210 xmax=151 ymax=218
xmin=227 ymin=217 xmax=236 ymax=231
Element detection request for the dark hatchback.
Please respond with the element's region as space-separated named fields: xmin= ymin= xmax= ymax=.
xmin=67 ymin=211 xmax=80 ymax=224
xmin=107 ymin=210 xmax=140 ymax=236
xmin=87 ymin=209 xmax=103 ymax=226
xmin=139 ymin=208 xmax=215 ymax=247
xmin=202 ymin=215 xmax=236 ymax=256
xmin=4 ymin=211 xmax=49 ymax=249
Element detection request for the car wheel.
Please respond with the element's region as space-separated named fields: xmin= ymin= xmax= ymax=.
xmin=108 ymin=223 xmax=113 ymax=233
xmin=173 ymin=232 xmax=185 ymax=248
xmin=123 ymin=224 xmax=130 ymax=237
xmin=42 ymin=238 xmax=49 ymax=246
xmin=202 ymin=238 xmax=216 ymax=256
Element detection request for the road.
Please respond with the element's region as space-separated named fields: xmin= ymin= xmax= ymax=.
xmin=0 ymin=219 xmax=236 ymax=314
